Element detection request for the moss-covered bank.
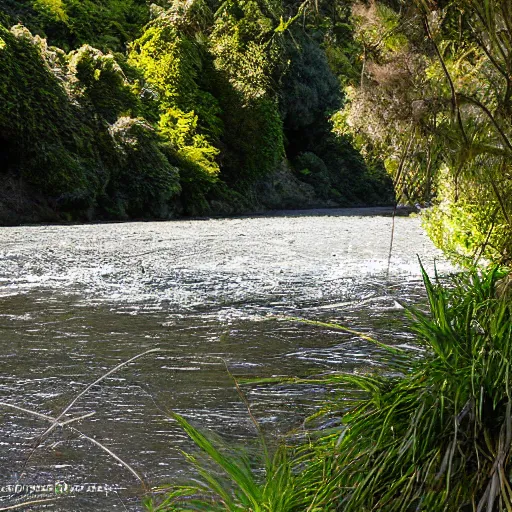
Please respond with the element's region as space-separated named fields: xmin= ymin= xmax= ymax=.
xmin=0 ymin=1 xmax=395 ymax=224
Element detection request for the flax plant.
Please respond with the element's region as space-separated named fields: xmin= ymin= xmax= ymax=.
xmin=297 ymin=265 xmax=512 ymax=511
xmin=148 ymin=265 xmax=512 ymax=511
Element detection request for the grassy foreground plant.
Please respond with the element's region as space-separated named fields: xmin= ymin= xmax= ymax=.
xmin=147 ymin=265 xmax=511 ymax=511
xmin=145 ymin=412 xmax=299 ymax=512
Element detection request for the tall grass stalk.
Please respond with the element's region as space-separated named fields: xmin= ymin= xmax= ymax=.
xmin=149 ymin=265 xmax=511 ymax=511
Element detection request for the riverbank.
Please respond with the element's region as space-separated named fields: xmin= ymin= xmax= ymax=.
xmin=0 ymin=162 xmax=396 ymax=227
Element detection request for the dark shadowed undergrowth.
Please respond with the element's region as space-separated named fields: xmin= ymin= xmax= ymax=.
xmin=145 ymin=265 xmax=511 ymax=512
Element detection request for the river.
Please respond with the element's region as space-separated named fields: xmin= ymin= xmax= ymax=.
xmin=0 ymin=208 xmax=456 ymax=511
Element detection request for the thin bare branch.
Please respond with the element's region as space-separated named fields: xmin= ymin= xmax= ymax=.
xmin=422 ymin=12 xmax=468 ymax=145
xmin=0 ymin=402 xmax=95 ymax=426
xmin=17 ymin=348 xmax=163 ymax=481
xmin=67 ymin=426 xmax=145 ymax=486
xmin=0 ymin=499 xmax=57 ymax=511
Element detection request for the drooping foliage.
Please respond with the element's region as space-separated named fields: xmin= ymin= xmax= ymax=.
xmin=337 ymin=0 xmax=512 ymax=265
xmin=280 ymin=4 xmax=395 ymax=205
xmin=67 ymin=44 xmax=139 ymax=123
xmin=108 ymin=117 xmax=181 ymax=218
xmin=128 ymin=7 xmax=221 ymax=212
xmin=0 ymin=24 xmax=97 ymax=199
xmin=207 ymin=0 xmax=286 ymax=186
xmin=0 ymin=23 xmax=180 ymax=218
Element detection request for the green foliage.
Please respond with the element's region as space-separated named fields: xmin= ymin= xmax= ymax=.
xmin=207 ymin=0 xmax=286 ymax=186
xmin=322 ymin=135 xmax=395 ymax=206
xmin=1 ymin=0 xmax=150 ymax=51
xmin=210 ymin=0 xmax=281 ymax=100
xmin=128 ymin=12 xmax=222 ymax=188
xmin=148 ymin=266 xmax=512 ymax=511
xmin=107 ymin=117 xmax=181 ymax=218
xmin=279 ymin=25 xmax=393 ymax=207
xmin=218 ymin=94 xmax=284 ymax=186
xmin=422 ymin=165 xmax=511 ymax=266
xmin=0 ymin=0 xmax=400 ymax=220
xmin=339 ymin=0 xmax=512 ymax=264
xmin=294 ymin=151 xmax=332 ymax=199
xmin=299 ymin=265 xmax=512 ymax=511
xmin=128 ymin=16 xmax=219 ymax=123
xmin=0 ymin=24 xmax=94 ymax=196
xmin=158 ymin=108 xmax=220 ymax=216
xmin=0 ymin=23 xmax=181 ymax=218
xmin=280 ymin=36 xmax=341 ymax=131
xmin=67 ymin=44 xmax=139 ymax=122
xmin=291 ymin=128 xmax=395 ymax=206
xmin=67 ymin=0 xmax=149 ymax=51
xmin=159 ymin=109 xmax=219 ymax=178
xmin=33 ymin=0 xmax=67 ymax=22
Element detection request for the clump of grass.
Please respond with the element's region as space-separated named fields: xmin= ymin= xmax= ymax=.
xmin=145 ymin=412 xmax=300 ymax=512
xmin=298 ymin=264 xmax=512 ymax=511
xmin=147 ymin=265 xmax=511 ymax=512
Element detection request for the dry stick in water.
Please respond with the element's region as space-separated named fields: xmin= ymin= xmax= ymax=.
xmin=67 ymin=426 xmax=144 ymax=484
xmin=386 ymin=207 xmax=397 ymax=279
xmin=281 ymin=316 xmax=405 ymax=354
xmin=44 ymin=348 xmax=163 ymax=437
xmin=223 ymin=360 xmax=268 ymax=461
xmin=0 ymin=403 xmax=95 ymax=426
xmin=16 ymin=348 xmax=163 ymax=483
xmin=387 ymin=131 xmax=415 ymax=279
xmin=0 ymin=404 xmax=145 ymax=485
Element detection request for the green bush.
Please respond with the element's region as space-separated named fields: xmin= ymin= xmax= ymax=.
xmin=107 ymin=117 xmax=181 ymax=218
xmin=0 ymin=23 xmax=182 ymax=219
xmin=294 ymin=151 xmax=332 ymax=199
xmin=205 ymin=0 xmax=286 ymax=186
xmin=128 ymin=13 xmax=222 ymax=190
xmin=280 ymin=36 xmax=341 ymax=132
xmin=67 ymin=44 xmax=139 ymax=123
xmin=3 ymin=0 xmax=149 ymax=51
xmin=303 ymin=266 xmax=512 ymax=511
xmin=0 ymin=0 xmax=401 ymax=219
xmin=217 ymin=94 xmax=284 ymax=187
xmin=0 ymin=24 xmax=95 ymax=197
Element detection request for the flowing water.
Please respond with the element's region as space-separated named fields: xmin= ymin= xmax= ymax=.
xmin=0 ymin=209 xmax=456 ymax=511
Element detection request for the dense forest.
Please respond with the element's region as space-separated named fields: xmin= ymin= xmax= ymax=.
xmin=0 ymin=0 xmax=395 ymax=226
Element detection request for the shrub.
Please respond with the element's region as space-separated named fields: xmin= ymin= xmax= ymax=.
xmin=294 ymin=152 xmax=332 ymax=199
xmin=67 ymin=44 xmax=139 ymax=123
xmin=107 ymin=117 xmax=181 ymax=218
xmin=0 ymin=24 xmax=95 ymax=197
